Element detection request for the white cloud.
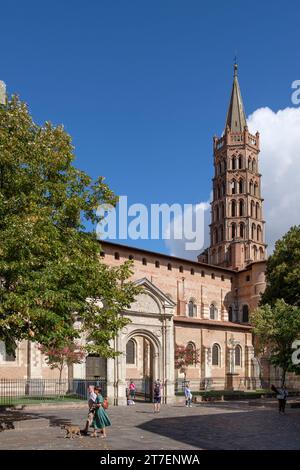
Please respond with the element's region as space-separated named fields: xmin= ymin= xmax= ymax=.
xmin=164 ymin=198 xmax=211 ymax=260
xmin=165 ymin=106 xmax=300 ymax=259
xmin=248 ymin=106 xmax=300 ymax=253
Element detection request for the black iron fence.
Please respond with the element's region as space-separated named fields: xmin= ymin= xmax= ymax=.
xmin=126 ymin=377 xmax=153 ymax=401
xmin=175 ymin=376 xmax=300 ymax=393
xmin=0 ymin=378 xmax=107 ymax=406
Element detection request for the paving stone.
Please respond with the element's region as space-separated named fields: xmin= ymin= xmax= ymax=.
xmin=0 ymin=402 xmax=300 ymax=450
xmin=10 ymin=418 xmax=50 ymax=431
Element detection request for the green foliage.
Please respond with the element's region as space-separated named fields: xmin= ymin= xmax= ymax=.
xmin=261 ymin=225 xmax=300 ymax=306
xmin=251 ymin=299 xmax=300 ymax=383
xmin=0 ymin=96 xmax=140 ymax=356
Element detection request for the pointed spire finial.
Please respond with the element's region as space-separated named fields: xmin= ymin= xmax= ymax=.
xmin=224 ymin=61 xmax=247 ymax=133
xmin=234 ymin=58 xmax=238 ymax=77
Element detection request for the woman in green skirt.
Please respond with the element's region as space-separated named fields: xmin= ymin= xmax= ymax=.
xmin=91 ymin=387 xmax=111 ymax=438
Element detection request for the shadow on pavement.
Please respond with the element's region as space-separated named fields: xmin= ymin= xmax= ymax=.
xmin=137 ymin=408 xmax=300 ymax=450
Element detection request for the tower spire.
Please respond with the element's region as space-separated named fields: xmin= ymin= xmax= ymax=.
xmin=225 ymin=63 xmax=247 ymax=132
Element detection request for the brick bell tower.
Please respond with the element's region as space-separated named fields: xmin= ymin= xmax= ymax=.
xmin=199 ymin=64 xmax=267 ymax=270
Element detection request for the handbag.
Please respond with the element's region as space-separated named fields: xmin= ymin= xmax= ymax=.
xmin=103 ymin=398 xmax=109 ymax=409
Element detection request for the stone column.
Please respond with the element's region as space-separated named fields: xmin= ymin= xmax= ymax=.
xmin=106 ymin=355 xmax=116 ymax=405
xmin=228 ymin=347 xmax=235 ymax=374
xmin=27 ymin=341 xmax=42 ymax=379
xmin=202 ymin=346 xmax=211 ymax=387
xmin=115 ymin=332 xmax=127 ymax=406
xmin=164 ymin=316 xmax=175 ymax=404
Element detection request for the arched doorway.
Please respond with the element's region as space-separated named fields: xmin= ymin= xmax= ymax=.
xmin=125 ymin=332 xmax=158 ymax=402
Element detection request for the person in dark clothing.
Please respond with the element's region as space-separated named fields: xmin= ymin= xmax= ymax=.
xmin=153 ymin=380 xmax=162 ymax=413
xmin=277 ymin=386 xmax=288 ymax=414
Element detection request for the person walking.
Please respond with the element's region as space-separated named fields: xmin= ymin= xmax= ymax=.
xmin=184 ymin=384 xmax=193 ymax=407
xmin=91 ymin=387 xmax=111 ymax=438
xmin=153 ymin=379 xmax=163 ymax=413
xmin=129 ymin=380 xmax=136 ymax=402
xmin=81 ymin=384 xmax=97 ymax=435
xmin=277 ymin=385 xmax=288 ymax=414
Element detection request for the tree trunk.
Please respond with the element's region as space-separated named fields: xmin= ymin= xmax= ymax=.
xmin=281 ymin=368 xmax=286 ymax=387
xmin=58 ymin=363 xmax=63 ymax=397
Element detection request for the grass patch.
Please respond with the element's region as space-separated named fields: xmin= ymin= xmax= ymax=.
xmin=0 ymin=394 xmax=86 ymax=406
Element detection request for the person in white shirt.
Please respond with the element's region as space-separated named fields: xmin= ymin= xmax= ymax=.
xmin=184 ymin=385 xmax=193 ymax=407
xmin=82 ymin=385 xmax=97 ymax=434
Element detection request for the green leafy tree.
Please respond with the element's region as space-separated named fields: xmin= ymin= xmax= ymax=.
xmin=0 ymin=96 xmax=139 ymax=357
xmin=261 ymin=225 xmax=300 ymax=307
xmin=251 ymin=299 xmax=300 ymax=385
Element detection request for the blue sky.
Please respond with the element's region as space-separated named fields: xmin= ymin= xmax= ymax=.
xmin=1 ymin=0 xmax=299 ymax=257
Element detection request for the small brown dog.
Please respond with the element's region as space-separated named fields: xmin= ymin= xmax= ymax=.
xmin=61 ymin=424 xmax=82 ymax=439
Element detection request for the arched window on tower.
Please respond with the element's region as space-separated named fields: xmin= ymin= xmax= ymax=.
xmin=254 ymin=182 xmax=258 ymax=196
xmin=249 ymin=181 xmax=253 ymax=195
xmin=222 ymin=182 xmax=226 ymax=196
xmin=257 ymin=225 xmax=262 ymax=242
xmin=231 ymin=200 xmax=236 ymax=217
xmin=232 ymin=223 xmax=236 ymax=239
xmin=251 ymin=200 xmax=255 ymax=218
xmin=217 ymin=185 xmax=221 ymax=199
xmin=232 ymin=157 xmax=236 ymax=170
xmin=235 ymin=345 xmax=242 ymax=366
xmin=219 ymin=225 xmax=223 ymax=242
xmin=231 ymin=180 xmax=236 ymax=195
xmin=212 ymin=343 xmax=221 ymax=366
xmin=259 ymin=247 xmax=264 ymax=260
xmin=214 ymin=228 xmax=218 ymax=245
xmin=251 ymin=223 xmax=256 ymax=240
xmin=256 ymin=202 xmax=260 ymax=219
xmin=242 ymin=305 xmax=249 ymax=323
xmin=221 ymin=203 xmax=224 ymax=219
xmin=228 ymin=306 xmax=233 ymax=322
xmin=248 ymin=157 xmax=252 ymax=170
xmin=239 ymin=179 xmax=244 ymax=194
xmin=239 ymin=199 xmax=244 ymax=216
xmin=126 ymin=339 xmax=136 ymax=364
xmin=252 ymin=245 xmax=258 ymax=260
xmin=218 ymin=161 xmax=222 ymax=175
xmin=252 ymin=160 xmax=256 ymax=172
xmin=238 ymin=155 xmax=243 ymax=169
xmin=210 ymin=303 xmax=218 ymax=320
xmin=188 ymin=300 xmax=197 ymax=318
xmin=240 ymin=223 xmax=245 ymax=238
xmin=216 ymin=206 xmax=219 ymax=221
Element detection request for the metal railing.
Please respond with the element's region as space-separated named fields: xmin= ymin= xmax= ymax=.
xmin=175 ymin=376 xmax=300 ymax=393
xmin=0 ymin=378 xmax=107 ymax=405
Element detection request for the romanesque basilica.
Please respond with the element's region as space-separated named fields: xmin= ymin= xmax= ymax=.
xmin=0 ymin=66 xmax=269 ymax=404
